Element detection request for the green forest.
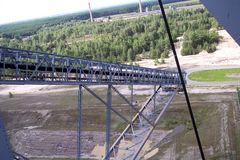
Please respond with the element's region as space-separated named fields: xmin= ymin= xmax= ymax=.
xmin=0 ymin=0 xmax=182 ymax=39
xmin=0 ymin=8 xmax=220 ymax=63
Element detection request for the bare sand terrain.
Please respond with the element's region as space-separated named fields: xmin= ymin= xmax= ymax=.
xmin=137 ymin=30 xmax=240 ymax=71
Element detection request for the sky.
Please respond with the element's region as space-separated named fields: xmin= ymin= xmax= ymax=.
xmin=0 ymin=0 xmax=140 ymax=25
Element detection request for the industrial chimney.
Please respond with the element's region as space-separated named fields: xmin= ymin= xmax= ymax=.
xmin=88 ymin=2 xmax=93 ymax=22
xmin=139 ymin=0 xmax=143 ymax=13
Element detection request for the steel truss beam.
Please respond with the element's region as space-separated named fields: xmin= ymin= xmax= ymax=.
xmin=0 ymin=46 xmax=184 ymax=85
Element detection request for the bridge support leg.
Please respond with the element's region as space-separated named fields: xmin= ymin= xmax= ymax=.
xmin=154 ymin=85 xmax=156 ymax=112
xmin=106 ymin=85 xmax=112 ymax=160
xmin=130 ymin=85 xmax=135 ymax=135
xmin=77 ymin=85 xmax=83 ymax=160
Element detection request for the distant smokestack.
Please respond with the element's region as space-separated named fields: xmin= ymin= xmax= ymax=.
xmin=139 ymin=0 xmax=143 ymax=13
xmin=88 ymin=2 xmax=93 ymax=22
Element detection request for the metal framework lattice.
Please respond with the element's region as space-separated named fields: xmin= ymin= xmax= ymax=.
xmin=0 ymin=46 xmax=184 ymax=85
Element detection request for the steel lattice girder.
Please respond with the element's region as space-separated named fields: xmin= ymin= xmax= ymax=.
xmin=0 ymin=46 xmax=185 ymax=85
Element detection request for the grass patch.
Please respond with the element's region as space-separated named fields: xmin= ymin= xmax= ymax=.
xmin=157 ymin=103 xmax=216 ymax=131
xmin=188 ymin=68 xmax=240 ymax=82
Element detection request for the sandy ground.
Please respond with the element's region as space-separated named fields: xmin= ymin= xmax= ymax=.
xmin=0 ymin=85 xmax=79 ymax=95
xmin=0 ymin=85 xmax=156 ymax=97
xmin=12 ymin=129 xmax=171 ymax=159
xmin=137 ymin=30 xmax=240 ymax=71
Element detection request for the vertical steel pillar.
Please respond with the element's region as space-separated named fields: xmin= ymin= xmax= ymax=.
xmin=154 ymin=85 xmax=156 ymax=111
xmin=77 ymin=85 xmax=83 ymax=160
xmin=105 ymin=85 xmax=112 ymax=160
xmin=15 ymin=53 xmax=19 ymax=80
xmin=130 ymin=85 xmax=135 ymax=134
xmin=131 ymin=85 xmax=133 ymax=111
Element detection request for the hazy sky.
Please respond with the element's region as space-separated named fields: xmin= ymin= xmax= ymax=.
xmin=0 ymin=0 xmax=140 ymax=24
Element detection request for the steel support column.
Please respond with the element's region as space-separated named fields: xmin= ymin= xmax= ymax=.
xmin=77 ymin=85 xmax=83 ymax=160
xmin=130 ymin=85 xmax=134 ymax=135
xmin=105 ymin=85 xmax=112 ymax=160
xmin=154 ymin=85 xmax=156 ymax=112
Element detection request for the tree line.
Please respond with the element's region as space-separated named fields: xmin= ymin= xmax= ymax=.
xmin=0 ymin=8 xmax=220 ymax=63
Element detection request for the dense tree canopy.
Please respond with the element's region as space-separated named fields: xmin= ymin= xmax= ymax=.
xmin=0 ymin=8 xmax=220 ymax=63
xmin=181 ymin=30 xmax=220 ymax=56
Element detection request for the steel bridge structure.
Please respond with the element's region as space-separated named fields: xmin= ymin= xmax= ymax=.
xmin=1 ymin=0 xmax=239 ymax=159
xmin=0 ymin=46 xmax=185 ymax=160
xmin=0 ymin=46 xmax=181 ymax=86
